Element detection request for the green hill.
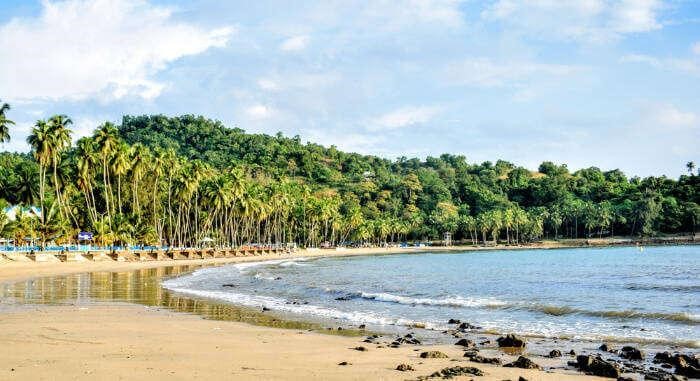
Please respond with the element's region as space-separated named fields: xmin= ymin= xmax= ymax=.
xmin=1 ymin=113 xmax=698 ymax=247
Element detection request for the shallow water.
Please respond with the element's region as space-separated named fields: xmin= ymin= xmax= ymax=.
xmin=163 ymin=246 xmax=700 ymax=349
xmin=0 ymin=265 xmax=364 ymax=336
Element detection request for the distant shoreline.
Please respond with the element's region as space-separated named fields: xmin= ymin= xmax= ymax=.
xmin=1 ymin=237 xmax=697 ymax=284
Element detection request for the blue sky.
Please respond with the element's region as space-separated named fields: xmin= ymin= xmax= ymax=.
xmin=0 ymin=0 xmax=698 ymax=177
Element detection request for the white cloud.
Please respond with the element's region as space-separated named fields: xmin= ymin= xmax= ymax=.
xmin=620 ymin=53 xmax=700 ymax=76
xmin=512 ymin=88 xmax=537 ymax=102
xmin=304 ymin=128 xmax=387 ymax=155
xmin=693 ymin=41 xmax=700 ymax=55
xmin=71 ymin=116 xmax=108 ymax=142
xmin=646 ymin=103 xmax=698 ymax=129
xmin=279 ymin=35 xmax=309 ymax=52
xmin=481 ymin=0 xmax=662 ymax=42
xmin=369 ymin=106 xmax=441 ymax=131
xmin=257 ymin=78 xmax=279 ymax=91
xmin=302 ymin=0 xmax=464 ymax=33
xmin=609 ymin=0 xmax=662 ymax=33
xmin=245 ymin=104 xmax=274 ymax=119
xmin=445 ymin=58 xmax=582 ymax=87
xmin=361 ymin=0 xmax=465 ymax=30
xmin=0 ymin=0 xmax=234 ymax=102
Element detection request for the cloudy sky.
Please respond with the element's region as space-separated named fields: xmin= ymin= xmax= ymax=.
xmin=1 ymin=0 xmax=698 ymax=177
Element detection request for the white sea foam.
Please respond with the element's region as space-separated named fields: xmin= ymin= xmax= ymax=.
xmin=278 ymin=261 xmax=309 ymax=267
xmin=253 ymin=273 xmax=276 ymax=281
xmin=233 ymin=257 xmax=311 ymax=273
xmin=359 ymin=292 xmax=507 ymax=308
xmin=164 ymin=257 xmax=312 ymax=288
xmin=163 ymin=285 xmax=425 ymax=327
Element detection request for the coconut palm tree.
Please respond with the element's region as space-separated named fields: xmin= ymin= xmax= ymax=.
xmin=0 ymin=100 xmax=13 ymax=143
xmin=47 ymin=115 xmax=73 ymax=219
xmin=27 ymin=120 xmax=53 ymax=245
xmin=11 ymin=208 xmax=38 ymax=249
xmin=94 ymin=122 xmax=120 ymax=218
xmin=150 ymin=147 xmax=167 ymax=243
xmin=202 ymin=174 xmax=233 ymax=246
xmin=76 ymin=138 xmax=99 ymax=223
xmin=0 ymin=100 xmax=9 ymax=116
xmin=476 ymin=213 xmax=490 ymax=245
xmin=129 ymin=143 xmax=150 ymax=217
xmin=14 ymin=162 xmax=39 ymax=206
xmin=111 ymin=143 xmax=130 ymax=214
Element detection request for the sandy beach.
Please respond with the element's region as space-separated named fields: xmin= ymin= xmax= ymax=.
xmin=0 ymin=302 xmax=612 ymax=381
xmin=0 ymin=246 xmax=661 ymax=380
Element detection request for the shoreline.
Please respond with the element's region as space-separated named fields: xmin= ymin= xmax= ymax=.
xmin=1 ymin=237 xmax=698 ymax=283
xmin=0 ymin=244 xmax=696 ymax=380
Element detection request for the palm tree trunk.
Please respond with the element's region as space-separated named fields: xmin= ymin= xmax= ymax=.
xmin=52 ymin=163 xmax=65 ymax=219
xmin=117 ymin=175 xmax=122 ymax=215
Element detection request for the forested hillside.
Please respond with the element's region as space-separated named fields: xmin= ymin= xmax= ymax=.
xmin=1 ymin=113 xmax=698 ymax=248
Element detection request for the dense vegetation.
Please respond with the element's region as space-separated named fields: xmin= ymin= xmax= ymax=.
xmin=1 ymin=108 xmax=698 ymax=248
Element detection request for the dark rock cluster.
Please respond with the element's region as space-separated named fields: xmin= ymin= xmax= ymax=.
xmin=503 ymin=356 xmax=540 ymax=370
xmin=496 ymin=334 xmax=527 ymax=348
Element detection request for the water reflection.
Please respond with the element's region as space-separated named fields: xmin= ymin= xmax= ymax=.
xmin=0 ymin=265 xmax=363 ymax=336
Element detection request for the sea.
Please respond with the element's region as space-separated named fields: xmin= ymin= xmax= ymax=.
xmin=162 ymin=246 xmax=699 ymax=350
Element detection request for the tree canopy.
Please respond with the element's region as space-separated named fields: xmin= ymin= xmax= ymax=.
xmin=1 ymin=113 xmax=698 ymax=248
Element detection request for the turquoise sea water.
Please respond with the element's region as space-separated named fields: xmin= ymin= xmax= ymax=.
xmin=163 ymin=246 xmax=699 ymax=348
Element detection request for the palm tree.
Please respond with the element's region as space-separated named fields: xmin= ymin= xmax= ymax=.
xmin=111 ymin=143 xmax=130 ymax=214
xmin=35 ymin=200 xmax=71 ymax=247
xmin=76 ymin=138 xmax=99 ymax=223
xmin=15 ymin=163 xmax=39 ymax=206
xmin=477 ymin=213 xmax=490 ymax=245
xmin=513 ymin=208 xmax=528 ymax=244
xmin=129 ymin=143 xmax=150 ymax=217
xmin=11 ymin=208 xmax=38 ymax=249
xmin=112 ymin=214 xmax=134 ymax=247
xmin=489 ymin=210 xmax=503 ymax=245
xmin=687 ymin=162 xmax=696 ymax=176
xmin=0 ymin=100 xmax=10 ymax=117
xmin=202 ymin=174 xmax=232 ymax=246
xmin=150 ymin=147 xmax=166 ymax=243
xmin=0 ymin=99 xmax=14 ymax=143
xmin=27 ymin=119 xmax=53 ymax=246
xmin=503 ymin=208 xmax=514 ymax=244
xmin=47 ymin=115 xmax=73 ymax=219
xmin=94 ymin=122 xmax=119 ymax=218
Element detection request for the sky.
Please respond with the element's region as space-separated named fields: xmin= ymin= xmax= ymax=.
xmin=0 ymin=0 xmax=698 ymax=178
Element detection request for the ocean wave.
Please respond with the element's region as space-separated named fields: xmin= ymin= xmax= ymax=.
xmin=335 ymin=291 xmax=698 ymax=325
xmin=233 ymin=257 xmax=310 ymax=274
xmin=624 ymin=283 xmax=700 ymax=292
xmin=591 ymin=335 xmax=700 ymax=349
xmin=357 ymin=292 xmax=507 ymax=308
xmin=478 ymin=319 xmax=700 ymax=349
xmin=278 ymin=261 xmax=309 ymax=267
xmin=518 ymin=303 xmax=699 ymax=325
xmin=162 ymin=283 xmax=699 ymax=349
xmin=163 ymin=285 xmax=430 ymax=328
